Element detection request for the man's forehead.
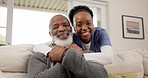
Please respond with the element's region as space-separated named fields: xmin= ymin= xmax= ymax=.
xmin=51 ymin=15 xmax=67 ymax=21
xmin=50 ymin=15 xmax=69 ymax=25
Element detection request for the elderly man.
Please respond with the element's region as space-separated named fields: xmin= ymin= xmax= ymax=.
xmin=27 ymin=14 xmax=108 ymax=78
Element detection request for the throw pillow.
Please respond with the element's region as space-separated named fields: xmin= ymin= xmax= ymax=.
xmin=133 ymin=48 xmax=148 ymax=75
xmin=109 ymin=73 xmax=137 ymax=78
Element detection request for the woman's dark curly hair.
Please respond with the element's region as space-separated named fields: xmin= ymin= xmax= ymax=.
xmin=68 ymin=5 xmax=93 ymax=27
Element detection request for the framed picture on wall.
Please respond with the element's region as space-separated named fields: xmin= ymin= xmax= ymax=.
xmin=122 ymin=15 xmax=144 ymax=39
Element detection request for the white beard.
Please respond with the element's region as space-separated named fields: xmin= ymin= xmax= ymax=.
xmin=53 ymin=33 xmax=73 ymax=46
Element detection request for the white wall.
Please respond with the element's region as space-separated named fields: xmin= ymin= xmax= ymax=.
xmin=104 ymin=0 xmax=148 ymax=52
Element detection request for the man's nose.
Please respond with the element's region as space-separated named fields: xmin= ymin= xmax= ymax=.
xmin=58 ymin=25 xmax=66 ymax=32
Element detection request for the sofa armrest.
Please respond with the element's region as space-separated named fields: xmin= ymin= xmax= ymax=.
xmin=105 ymin=51 xmax=143 ymax=78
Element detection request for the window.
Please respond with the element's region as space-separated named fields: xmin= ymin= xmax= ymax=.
xmin=68 ymin=0 xmax=108 ymax=29
xmin=1 ymin=7 xmax=65 ymax=45
xmin=0 ymin=7 xmax=7 ymax=44
xmin=12 ymin=8 xmax=65 ymax=45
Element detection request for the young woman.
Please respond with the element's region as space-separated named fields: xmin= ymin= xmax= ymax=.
xmin=68 ymin=5 xmax=113 ymax=64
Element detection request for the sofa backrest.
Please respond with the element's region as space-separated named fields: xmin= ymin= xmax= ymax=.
xmin=0 ymin=44 xmax=34 ymax=73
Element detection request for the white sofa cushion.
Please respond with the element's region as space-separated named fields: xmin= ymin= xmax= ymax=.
xmin=133 ymin=48 xmax=148 ymax=76
xmin=4 ymin=72 xmax=27 ymax=78
xmin=0 ymin=44 xmax=34 ymax=73
xmin=0 ymin=71 xmax=6 ymax=78
xmin=105 ymin=51 xmax=143 ymax=78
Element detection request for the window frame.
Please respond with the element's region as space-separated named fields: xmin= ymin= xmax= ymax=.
xmin=67 ymin=0 xmax=108 ymax=30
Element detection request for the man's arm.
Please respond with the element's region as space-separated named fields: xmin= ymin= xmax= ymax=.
xmin=27 ymin=52 xmax=68 ymax=78
xmin=62 ymin=49 xmax=108 ymax=78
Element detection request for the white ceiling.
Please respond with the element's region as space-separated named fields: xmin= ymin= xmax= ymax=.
xmin=1 ymin=0 xmax=68 ymax=13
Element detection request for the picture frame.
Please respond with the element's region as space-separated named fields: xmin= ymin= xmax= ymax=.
xmin=122 ymin=15 xmax=144 ymax=39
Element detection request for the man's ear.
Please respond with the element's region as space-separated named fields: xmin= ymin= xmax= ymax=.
xmin=49 ymin=31 xmax=52 ymax=37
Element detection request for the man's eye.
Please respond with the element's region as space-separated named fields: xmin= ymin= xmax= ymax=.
xmin=52 ymin=25 xmax=59 ymax=30
xmin=63 ymin=24 xmax=70 ymax=26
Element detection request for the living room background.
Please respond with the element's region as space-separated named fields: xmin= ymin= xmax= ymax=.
xmin=0 ymin=0 xmax=148 ymax=52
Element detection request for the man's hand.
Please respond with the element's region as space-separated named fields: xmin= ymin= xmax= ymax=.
xmin=48 ymin=45 xmax=66 ymax=62
xmin=69 ymin=44 xmax=83 ymax=56
xmin=48 ymin=44 xmax=83 ymax=63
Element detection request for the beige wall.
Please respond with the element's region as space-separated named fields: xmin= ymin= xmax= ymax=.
xmin=104 ymin=0 xmax=148 ymax=52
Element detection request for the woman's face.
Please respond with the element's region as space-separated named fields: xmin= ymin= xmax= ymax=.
xmin=74 ymin=11 xmax=94 ymax=43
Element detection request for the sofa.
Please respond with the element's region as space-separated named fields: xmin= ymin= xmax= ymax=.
xmin=0 ymin=44 xmax=148 ymax=78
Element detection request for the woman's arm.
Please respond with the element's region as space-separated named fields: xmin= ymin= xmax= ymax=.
xmin=33 ymin=42 xmax=52 ymax=55
xmin=84 ymin=45 xmax=113 ymax=65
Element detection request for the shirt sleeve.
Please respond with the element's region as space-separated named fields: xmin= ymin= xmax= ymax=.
xmin=33 ymin=42 xmax=52 ymax=55
xmin=99 ymin=29 xmax=111 ymax=46
xmin=84 ymin=45 xmax=113 ymax=65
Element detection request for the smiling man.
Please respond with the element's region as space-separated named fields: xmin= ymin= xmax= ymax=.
xmin=49 ymin=15 xmax=73 ymax=47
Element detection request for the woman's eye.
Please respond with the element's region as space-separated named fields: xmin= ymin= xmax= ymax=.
xmin=86 ymin=22 xmax=91 ymax=26
xmin=76 ymin=23 xmax=82 ymax=27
